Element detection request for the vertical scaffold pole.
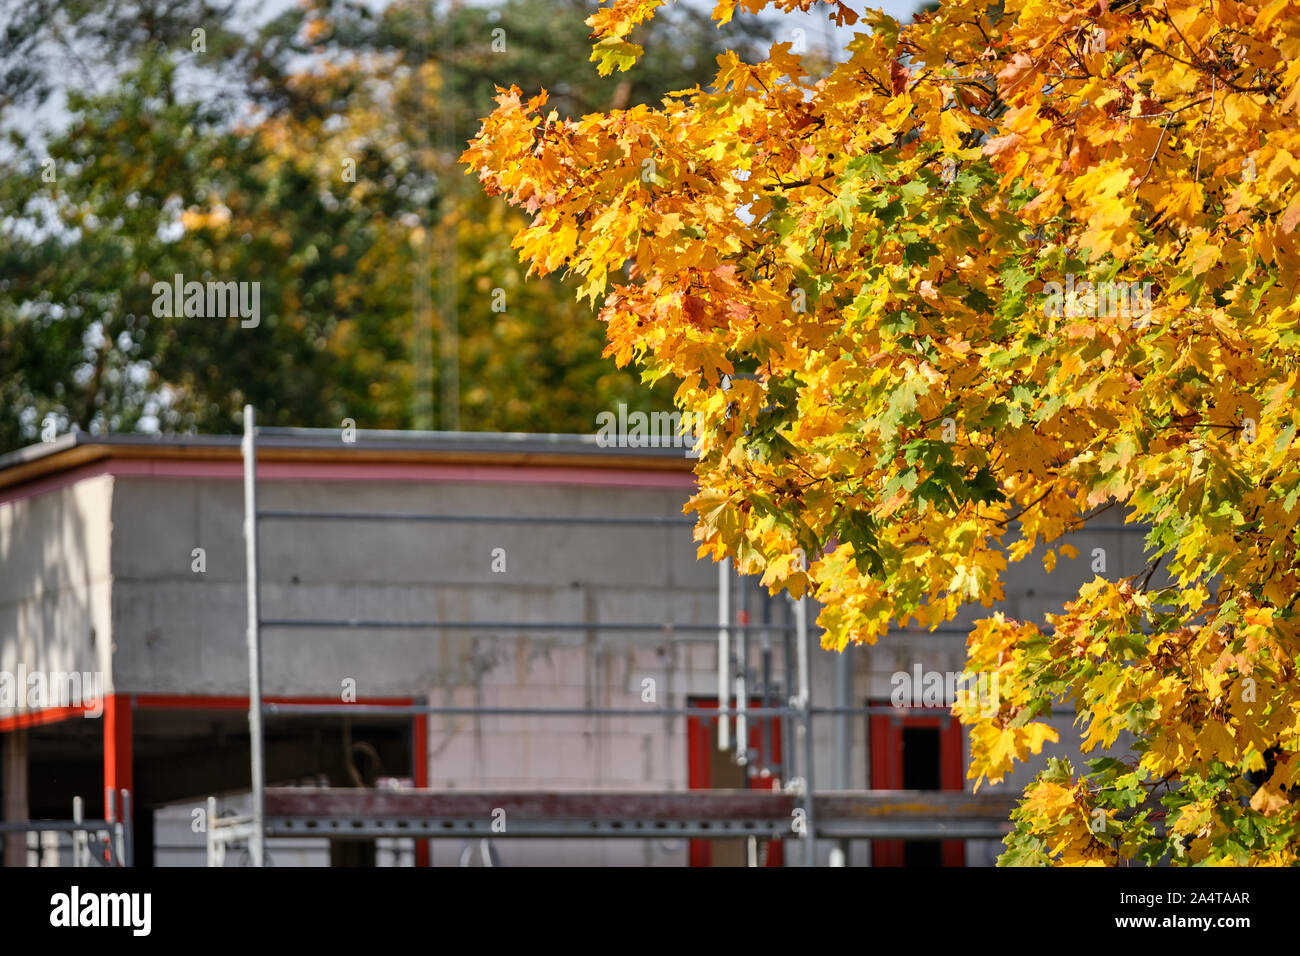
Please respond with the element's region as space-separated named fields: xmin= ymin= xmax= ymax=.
xmin=717 ymin=558 xmax=731 ymax=752
xmin=72 ymin=796 xmax=85 ymax=868
xmin=830 ymin=641 xmax=853 ymax=867
xmin=242 ymin=405 xmax=265 ymax=867
xmin=735 ymin=575 xmax=747 ymax=766
xmin=794 ymin=594 xmax=816 ymax=866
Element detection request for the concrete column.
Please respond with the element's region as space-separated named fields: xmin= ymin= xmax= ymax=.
xmin=3 ymin=729 xmax=30 ymax=867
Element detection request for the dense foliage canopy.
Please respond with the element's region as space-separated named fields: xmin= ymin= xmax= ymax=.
xmin=0 ymin=0 xmax=768 ymax=448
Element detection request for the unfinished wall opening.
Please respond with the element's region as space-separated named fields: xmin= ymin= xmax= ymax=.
xmin=686 ymin=696 xmax=783 ymax=867
xmin=868 ymin=705 xmax=965 ymax=867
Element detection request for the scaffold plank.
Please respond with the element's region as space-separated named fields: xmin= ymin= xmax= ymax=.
xmin=247 ymin=788 xmax=1018 ymax=841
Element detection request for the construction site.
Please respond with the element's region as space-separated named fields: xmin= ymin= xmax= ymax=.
xmin=0 ymin=412 xmax=1146 ymax=867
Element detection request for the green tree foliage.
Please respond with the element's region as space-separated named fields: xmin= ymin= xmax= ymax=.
xmin=0 ymin=0 xmax=770 ymax=449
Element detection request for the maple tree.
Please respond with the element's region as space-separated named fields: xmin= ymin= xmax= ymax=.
xmin=464 ymin=0 xmax=1300 ymax=864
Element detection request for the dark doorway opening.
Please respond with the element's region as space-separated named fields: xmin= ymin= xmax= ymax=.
xmin=868 ymin=707 xmax=965 ymax=867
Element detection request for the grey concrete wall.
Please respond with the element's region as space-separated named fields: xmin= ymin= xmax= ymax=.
xmin=109 ymin=471 xmax=722 ymax=865
xmin=5 ymin=464 xmax=1152 ymax=866
xmin=0 ymin=476 xmax=114 ymax=717
xmin=108 ymin=475 xmax=717 ymax=701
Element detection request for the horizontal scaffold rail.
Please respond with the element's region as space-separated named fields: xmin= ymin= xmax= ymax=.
xmin=258 ymin=510 xmax=694 ymax=525
xmin=259 ymin=619 xmax=802 ymax=634
xmin=0 ymin=820 xmax=117 ymax=834
xmin=258 ymin=620 xmax=972 ymax=637
xmin=261 ymin=702 xmax=1031 ymax=718
xmin=220 ymin=788 xmax=1019 ymax=841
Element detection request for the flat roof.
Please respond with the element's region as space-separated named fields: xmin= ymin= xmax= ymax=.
xmin=0 ymin=427 xmax=696 ymax=494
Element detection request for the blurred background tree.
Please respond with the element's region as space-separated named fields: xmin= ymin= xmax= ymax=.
xmin=0 ymin=0 xmax=770 ymax=449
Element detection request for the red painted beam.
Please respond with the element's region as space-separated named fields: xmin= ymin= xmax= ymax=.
xmin=412 ymin=713 xmax=430 ymax=867
xmin=0 ymin=703 xmax=98 ymax=733
xmin=103 ymin=694 xmax=132 ymax=820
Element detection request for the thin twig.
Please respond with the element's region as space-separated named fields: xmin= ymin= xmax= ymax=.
xmin=1194 ymin=76 xmax=1215 ymax=181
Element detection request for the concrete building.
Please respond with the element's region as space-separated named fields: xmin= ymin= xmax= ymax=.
xmin=0 ymin=427 xmax=1144 ymax=866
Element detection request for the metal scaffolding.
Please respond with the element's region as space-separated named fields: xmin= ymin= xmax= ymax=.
xmin=212 ymin=406 xmax=1015 ymax=867
xmin=0 ymin=793 xmax=133 ymax=867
